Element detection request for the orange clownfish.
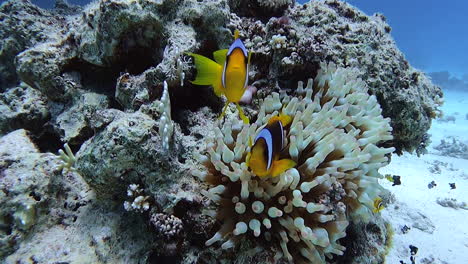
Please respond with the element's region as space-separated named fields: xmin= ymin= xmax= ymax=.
xmin=373 ymin=197 xmax=384 ymax=213
xmin=247 ymin=114 xmax=296 ymax=178
xmin=186 ymin=30 xmax=252 ymax=124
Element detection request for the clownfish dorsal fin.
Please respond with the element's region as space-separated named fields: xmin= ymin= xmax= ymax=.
xmin=213 ymin=49 xmax=228 ymax=66
xmin=268 ymin=113 xmax=292 ymax=127
xmin=245 ymin=151 xmax=251 ymax=167
xmin=234 ymin=29 xmax=240 ymax=40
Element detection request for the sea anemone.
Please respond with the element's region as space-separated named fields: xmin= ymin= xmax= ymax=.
xmin=193 ymin=62 xmax=395 ymax=263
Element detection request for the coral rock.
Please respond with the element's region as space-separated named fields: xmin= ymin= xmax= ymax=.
xmin=75 ymin=111 xmax=181 ymax=198
xmin=0 ymin=83 xmax=49 ymax=135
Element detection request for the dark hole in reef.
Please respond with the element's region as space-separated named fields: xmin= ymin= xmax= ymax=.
xmin=0 ymin=213 xmax=13 ymax=236
xmin=229 ymin=0 xmax=289 ymax=22
xmin=333 ymin=222 xmax=378 ymax=264
xmin=169 ymin=38 xmax=225 ymax=133
xmin=113 ymin=40 xmax=162 ymax=76
xmin=61 ymin=28 xmax=165 ymax=103
xmin=171 ymin=84 xmax=223 ymax=135
xmin=276 ymin=62 xmax=320 ymax=92
xmin=61 ymin=59 xmax=121 ymax=98
xmin=72 ymin=203 xmax=82 ymax=212
xmin=29 ymin=191 xmax=41 ymax=201
xmin=30 ymin=124 xmax=63 ymax=153
xmin=147 ymin=252 xmax=180 ymax=264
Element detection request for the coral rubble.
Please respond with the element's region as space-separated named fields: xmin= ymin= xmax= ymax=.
xmin=194 ymin=63 xmax=394 ymax=263
xmin=433 ymin=136 xmax=468 ymax=160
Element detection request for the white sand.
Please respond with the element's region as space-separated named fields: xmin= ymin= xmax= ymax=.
xmin=380 ymin=89 xmax=468 ymax=264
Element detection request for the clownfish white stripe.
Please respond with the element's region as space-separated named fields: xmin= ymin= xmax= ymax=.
xmin=222 ymin=60 xmax=227 ymax=88
xmin=244 ymin=63 xmax=249 ymax=89
xmin=278 ymin=120 xmax=284 ymax=150
xmin=255 ymin=128 xmax=273 ymax=170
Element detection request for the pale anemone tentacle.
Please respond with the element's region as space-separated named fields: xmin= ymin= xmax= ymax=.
xmin=194 ymin=62 xmax=395 ymax=263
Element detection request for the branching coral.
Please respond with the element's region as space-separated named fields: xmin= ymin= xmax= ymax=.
xmin=123 ymin=184 xmax=150 ymax=212
xmin=193 ymin=62 xmax=395 ymax=263
xmin=150 ymin=213 xmax=184 ymax=239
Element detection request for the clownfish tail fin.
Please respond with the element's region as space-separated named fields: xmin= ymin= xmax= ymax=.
xmin=186 ymin=52 xmax=223 ymax=95
xmin=270 ymin=159 xmax=296 ymax=177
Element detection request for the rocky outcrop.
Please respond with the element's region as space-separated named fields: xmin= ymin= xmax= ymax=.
xmin=0 ymin=83 xmax=49 ymax=135
xmin=228 ymin=0 xmax=442 ymax=153
xmin=5 ymin=0 xmax=442 ymax=154
xmin=0 ymin=129 xmax=91 ymax=257
xmin=0 ymin=0 xmax=63 ymax=90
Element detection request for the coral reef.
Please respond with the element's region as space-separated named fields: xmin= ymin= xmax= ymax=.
xmin=433 ymin=136 xmax=468 ymax=160
xmin=0 ymin=129 xmax=91 ymax=257
xmin=0 ymin=0 xmax=441 ymax=154
xmin=194 ymin=63 xmax=394 ymax=262
xmin=0 ymin=83 xmax=49 ymax=135
xmin=436 ymin=198 xmax=468 ymax=210
xmin=0 ymin=0 xmax=446 ymax=262
xmin=150 ymin=213 xmax=184 ymax=239
xmin=0 ymin=0 xmax=63 ymax=90
xmin=75 ymin=110 xmax=182 ymax=198
xmin=5 ymin=200 xmax=156 ymax=263
xmin=228 ymin=0 xmax=442 ymax=153
xmin=55 ymin=92 xmax=109 ymax=145
xmin=336 ymin=218 xmax=392 ymax=264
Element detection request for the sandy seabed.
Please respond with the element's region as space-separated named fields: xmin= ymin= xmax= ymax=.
xmin=381 ymin=89 xmax=468 ymax=264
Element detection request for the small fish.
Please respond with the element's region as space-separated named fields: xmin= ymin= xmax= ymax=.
xmin=409 ymin=245 xmax=418 ymax=255
xmin=392 ymin=175 xmax=401 ymax=186
xmin=401 ymin=225 xmax=411 ymax=234
xmin=372 ymin=197 xmax=384 ymax=213
xmin=246 ymin=114 xmax=296 ymax=178
xmin=385 ymin=174 xmax=401 ymax=186
xmin=449 ymin=182 xmax=456 ymax=189
xmin=428 ymin=180 xmax=437 ymax=189
xmin=385 ymin=174 xmax=393 ymax=182
xmin=186 ymin=30 xmax=252 ymax=124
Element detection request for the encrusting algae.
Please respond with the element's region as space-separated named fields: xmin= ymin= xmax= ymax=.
xmin=192 ymin=62 xmax=395 ymax=263
xmin=187 ymin=30 xmax=252 ymax=124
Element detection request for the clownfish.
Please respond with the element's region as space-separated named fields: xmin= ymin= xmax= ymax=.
xmin=372 ymin=197 xmax=384 ymax=213
xmin=246 ymin=114 xmax=296 ymax=178
xmin=186 ymin=30 xmax=252 ymax=124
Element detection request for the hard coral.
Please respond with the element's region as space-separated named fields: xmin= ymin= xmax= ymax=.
xmin=193 ymin=62 xmax=394 ymax=263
